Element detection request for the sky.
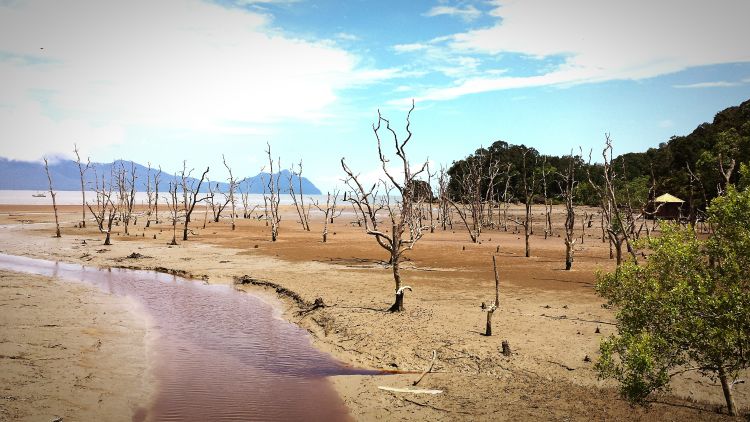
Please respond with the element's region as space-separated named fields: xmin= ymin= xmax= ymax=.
xmin=2 ymin=0 xmax=750 ymax=190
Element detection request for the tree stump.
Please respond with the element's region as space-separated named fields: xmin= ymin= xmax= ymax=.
xmin=501 ymin=340 xmax=512 ymax=356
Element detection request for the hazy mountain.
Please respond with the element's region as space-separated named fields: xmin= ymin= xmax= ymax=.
xmin=0 ymin=158 xmax=321 ymax=194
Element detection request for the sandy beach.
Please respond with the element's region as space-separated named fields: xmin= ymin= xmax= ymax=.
xmin=0 ymin=203 xmax=746 ymax=421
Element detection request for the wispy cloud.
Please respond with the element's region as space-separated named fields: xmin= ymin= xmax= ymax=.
xmin=401 ymin=0 xmax=750 ymax=103
xmin=424 ymin=5 xmax=481 ymax=22
xmin=0 ymin=0 xmax=400 ymax=161
xmin=673 ymin=81 xmax=741 ymax=89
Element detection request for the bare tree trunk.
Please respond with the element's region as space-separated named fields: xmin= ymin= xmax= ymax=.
xmin=718 ymin=366 xmax=737 ymax=416
xmin=73 ymin=144 xmax=89 ymax=228
xmin=485 ymin=256 xmax=500 ymax=336
xmin=43 ymin=158 xmax=61 ymax=238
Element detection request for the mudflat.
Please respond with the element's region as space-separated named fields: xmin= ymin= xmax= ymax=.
xmin=0 ymin=203 xmax=745 ymax=421
xmin=0 ymin=269 xmax=151 ymax=421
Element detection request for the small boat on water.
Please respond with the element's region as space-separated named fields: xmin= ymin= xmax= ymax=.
xmin=32 ymin=192 xmax=46 ymax=198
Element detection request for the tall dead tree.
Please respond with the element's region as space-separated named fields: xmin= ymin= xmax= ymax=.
xmin=43 ymin=158 xmax=61 ymax=238
xmin=312 ymin=189 xmax=343 ymax=243
xmin=73 ymin=144 xmax=90 ymax=228
xmin=117 ymin=161 xmax=137 ymax=235
xmin=341 ymin=101 xmax=430 ymax=312
xmin=144 ymin=163 xmax=162 ymax=227
xmin=483 ymin=256 xmax=501 ymax=336
xmin=223 ymin=155 xmax=239 ymax=230
xmin=586 ymin=136 xmax=638 ymax=265
xmin=542 ymin=156 xmax=554 ymax=239
xmin=521 ymin=149 xmax=538 ymax=257
xmin=288 ymin=160 xmax=311 ymax=231
xmin=86 ymin=166 xmax=119 ymax=245
xmin=448 ymin=154 xmax=483 ymax=243
xmin=179 ymin=162 xmax=209 ymax=241
xmin=437 ymin=165 xmax=452 ymax=230
xmin=559 ymin=153 xmax=579 ymax=270
xmin=264 ymin=143 xmax=282 ymax=241
xmin=164 ymin=179 xmax=180 ymax=245
xmin=499 ymin=163 xmax=513 ymax=231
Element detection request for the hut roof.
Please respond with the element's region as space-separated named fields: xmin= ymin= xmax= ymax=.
xmin=654 ymin=193 xmax=684 ymax=203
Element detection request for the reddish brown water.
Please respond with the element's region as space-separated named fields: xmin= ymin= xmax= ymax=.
xmin=0 ymin=253 xmax=378 ymax=421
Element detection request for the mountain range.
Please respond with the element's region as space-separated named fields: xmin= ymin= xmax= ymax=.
xmin=0 ymin=158 xmax=321 ymax=195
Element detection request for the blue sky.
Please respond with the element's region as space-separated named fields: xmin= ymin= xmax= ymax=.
xmin=2 ymin=0 xmax=750 ymax=189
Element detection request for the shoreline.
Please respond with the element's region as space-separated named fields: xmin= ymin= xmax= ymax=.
xmin=0 ymin=206 xmax=745 ymax=420
xmin=0 ymin=268 xmax=154 ymax=421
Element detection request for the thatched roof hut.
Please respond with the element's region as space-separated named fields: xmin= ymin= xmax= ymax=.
xmin=647 ymin=193 xmax=685 ymax=220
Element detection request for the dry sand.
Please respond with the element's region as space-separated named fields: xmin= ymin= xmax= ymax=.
xmin=0 ymin=270 xmax=152 ymax=421
xmin=0 ymin=203 xmax=746 ymax=420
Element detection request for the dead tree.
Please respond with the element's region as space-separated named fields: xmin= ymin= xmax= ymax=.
xmin=43 ymin=158 xmax=61 ymax=238
xmin=144 ymin=163 xmax=162 ymax=227
xmin=73 ymin=144 xmax=90 ymax=228
xmin=499 ymin=163 xmax=513 ymax=231
xmin=86 ymin=166 xmax=119 ymax=245
xmin=437 ymin=165 xmax=452 ymax=230
xmin=341 ymin=101 xmax=429 ymax=312
xmin=288 ymin=160 xmax=311 ymax=231
xmin=448 ymin=154 xmax=483 ymax=243
xmin=312 ymin=189 xmax=342 ymax=243
xmin=116 ymin=161 xmax=137 ymax=235
xmin=264 ymin=143 xmax=282 ymax=241
xmin=542 ymin=156 xmax=554 ymax=239
xmin=208 ymin=182 xmax=230 ymax=223
xmin=586 ymin=137 xmax=638 ymax=265
xmin=164 ymin=179 xmax=180 ymax=245
xmin=483 ymin=155 xmax=502 ymax=229
xmin=483 ymin=256 xmax=501 ymax=336
xmin=223 ymin=154 xmax=239 ymax=230
xmin=521 ymin=149 xmax=538 ymax=257
xmin=179 ymin=162 xmax=210 ymax=241
xmin=559 ymin=153 xmax=579 ymax=270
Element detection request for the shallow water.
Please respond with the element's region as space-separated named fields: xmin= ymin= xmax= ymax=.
xmin=0 ymin=253 xmax=374 ymax=421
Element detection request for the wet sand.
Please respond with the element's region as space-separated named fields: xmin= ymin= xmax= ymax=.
xmin=0 ymin=203 xmax=746 ymax=420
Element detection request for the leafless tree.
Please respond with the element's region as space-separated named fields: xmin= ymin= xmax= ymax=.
xmin=586 ymin=136 xmax=638 ymax=265
xmin=223 ymin=154 xmax=240 ymax=230
xmin=341 ymin=101 xmax=429 ymax=312
xmin=207 ymin=182 xmax=230 ymax=223
xmin=43 ymin=158 xmax=61 ymax=238
xmin=482 ymin=256 xmax=501 ymax=336
xmin=264 ymin=143 xmax=282 ymax=241
xmin=542 ymin=156 xmax=554 ymax=239
xmin=117 ymin=161 xmax=137 ymax=235
xmin=499 ymin=163 xmax=513 ymax=231
xmin=86 ymin=166 xmax=119 ymax=245
xmin=179 ymin=162 xmax=210 ymax=241
xmin=521 ymin=149 xmax=538 ymax=257
xmin=558 ymin=153 xmax=579 ymax=270
xmin=288 ymin=160 xmax=311 ymax=231
xmin=73 ymin=144 xmax=90 ymax=228
xmin=144 ymin=163 xmax=162 ymax=228
xmin=448 ymin=154 xmax=483 ymax=243
xmin=312 ymin=189 xmax=343 ymax=243
xmin=437 ymin=165 xmax=452 ymax=230
xmin=164 ymin=179 xmax=180 ymax=245
xmin=483 ymin=156 xmax=503 ymax=229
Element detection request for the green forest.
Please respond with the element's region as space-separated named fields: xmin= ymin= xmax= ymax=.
xmin=447 ymin=98 xmax=750 ymax=219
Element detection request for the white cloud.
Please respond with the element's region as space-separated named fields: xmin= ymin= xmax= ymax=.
xmin=406 ymin=0 xmax=750 ymax=102
xmin=394 ymin=43 xmax=430 ymax=53
xmin=0 ymin=0 xmax=396 ymax=161
xmin=425 ymin=5 xmax=481 ymax=22
xmin=673 ymin=81 xmax=741 ymax=89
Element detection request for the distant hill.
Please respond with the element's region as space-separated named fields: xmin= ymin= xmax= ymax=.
xmin=0 ymin=158 xmax=321 ymax=195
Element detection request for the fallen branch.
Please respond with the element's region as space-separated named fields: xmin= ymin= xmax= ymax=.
xmin=412 ymin=350 xmax=437 ymax=386
xmin=378 ymin=386 xmax=443 ymax=394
